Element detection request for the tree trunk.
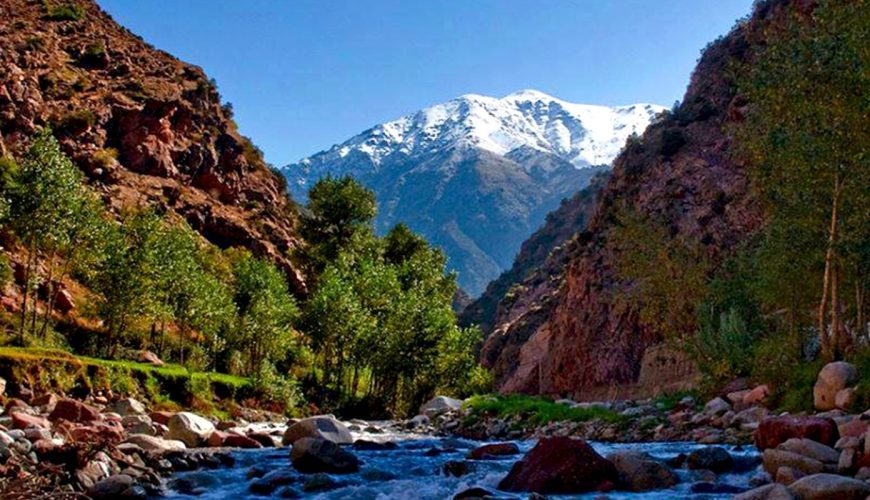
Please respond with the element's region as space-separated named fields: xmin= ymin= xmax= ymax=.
xmin=818 ymin=174 xmax=842 ymax=361
xmin=18 ymin=249 xmax=35 ymax=344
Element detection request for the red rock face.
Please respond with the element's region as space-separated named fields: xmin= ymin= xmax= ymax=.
xmin=0 ymin=0 xmax=304 ymax=293
xmin=480 ymin=2 xmax=811 ymax=398
xmin=754 ymin=416 xmax=839 ymax=451
xmin=498 ymin=437 xmax=618 ymax=494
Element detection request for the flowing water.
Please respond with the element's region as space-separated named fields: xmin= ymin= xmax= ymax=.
xmin=160 ymin=425 xmax=761 ymax=499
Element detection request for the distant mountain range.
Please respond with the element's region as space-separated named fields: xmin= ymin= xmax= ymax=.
xmin=282 ymin=90 xmax=665 ymax=295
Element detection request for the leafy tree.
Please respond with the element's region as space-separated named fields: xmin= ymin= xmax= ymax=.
xmin=298 ymin=175 xmax=377 ymax=277
xmin=6 ymin=130 xmax=105 ymax=342
xmin=228 ymin=250 xmax=299 ymax=375
xmin=735 ymin=0 xmax=870 ymax=359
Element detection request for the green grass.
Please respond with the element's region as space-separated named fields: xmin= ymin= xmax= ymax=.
xmin=652 ymin=389 xmax=701 ymax=412
xmin=0 ymin=347 xmax=252 ymax=416
xmin=465 ymin=394 xmax=627 ymax=426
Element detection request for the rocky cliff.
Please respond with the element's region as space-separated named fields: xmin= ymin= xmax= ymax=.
xmin=479 ymin=1 xmax=807 ymax=397
xmin=0 ymin=0 xmax=304 ymax=292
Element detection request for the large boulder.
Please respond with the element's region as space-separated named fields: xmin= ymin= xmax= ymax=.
xmin=776 ymin=438 xmax=839 ymax=464
xmin=166 ymin=412 xmax=215 ymax=447
xmin=813 ymin=361 xmax=857 ymax=411
xmin=497 ymin=437 xmax=618 ymax=494
xmin=788 ymin=473 xmax=870 ymax=500
xmin=755 ymin=416 xmax=839 ymax=451
xmin=686 ymin=447 xmax=734 ymax=473
xmin=282 ymin=416 xmax=353 ymax=446
xmin=419 ymin=396 xmax=463 ymax=416
xmin=606 ymin=450 xmax=678 ymax=492
xmin=290 ymin=437 xmax=359 ymax=474
xmin=762 ymin=449 xmax=824 ymax=476
xmin=49 ymin=399 xmax=101 ymax=423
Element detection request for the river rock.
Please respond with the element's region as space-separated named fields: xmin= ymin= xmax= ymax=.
xmin=788 ymin=473 xmax=870 ymax=500
xmin=124 ymin=433 xmax=186 ymax=453
xmin=704 ymin=397 xmax=732 ymax=416
xmin=443 ymin=460 xmax=473 ymax=477
xmin=744 ymin=385 xmax=770 ymax=406
xmin=290 ymin=437 xmax=359 ymax=474
xmin=225 ymin=433 xmax=263 ymax=449
xmin=87 ymin=474 xmax=145 ymax=499
xmin=813 ymin=362 xmax=857 ymax=411
xmin=755 ymin=416 xmax=839 ymax=450
xmin=454 ymin=487 xmax=497 ymax=499
xmin=762 ymin=449 xmax=824 ymax=476
xmin=353 ymin=439 xmax=397 ymax=451
xmin=11 ymin=411 xmax=51 ymax=430
xmin=777 ymin=438 xmax=839 ymax=464
xmin=49 ymin=399 xmax=101 ymax=423
xmin=420 ymin=396 xmax=463 ymax=416
xmin=735 ymin=483 xmax=794 ymax=500
xmin=0 ymin=377 xmax=5 ymax=396
xmin=686 ymin=447 xmax=734 ymax=473
xmin=606 ymin=450 xmax=678 ymax=492
xmin=497 ymin=437 xmax=618 ymax=494
xmin=467 ymin=442 xmax=520 ymax=459
xmin=283 ymin=416 xmax=353 ymax=445
xmin=110 ymin=398 xmax=146 ymax=416
xmin=775 ymin=466 xmax=804 ymax=485
xmin=834 ymin=388 xmax=856 ymax=411
xmin=167 ymin=412 xmax=215 ymax=447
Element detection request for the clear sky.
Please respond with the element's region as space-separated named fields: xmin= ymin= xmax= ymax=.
xmin=97 ymin=0 xmax=754 ymax=166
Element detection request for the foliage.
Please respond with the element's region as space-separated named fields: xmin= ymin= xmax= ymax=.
xmin=300 ymin=177 xmax=486 ymax=416
xmin=6 ymin=130 xmax=106 ymax=343
xmin=227 ymin=249 xmax=299 ymax=375
xmin=298 ymin=175 xmax=377 ymax=277
xmin=465 ymin=394 xmax=626 ymax=426
xmin=44 ymin=1 xmax=85 ymax=21
xmin=610 ymin=210 xmax=709 ymax=341
xmin=691 ymin=307 xmax=759 ymax=385
xmin=735 ymin=0 xmax=870 ymax=360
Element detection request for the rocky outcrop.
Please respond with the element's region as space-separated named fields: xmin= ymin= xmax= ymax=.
xmin=755 ymin=416 xmax=839 ymax=451
xmin=0 ymin=0 xmax=304 ymax=292
xmin=479 ymin=1 xmax=809 ymax=398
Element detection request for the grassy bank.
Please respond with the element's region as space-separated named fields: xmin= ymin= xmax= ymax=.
xmin=0 ymin=347 xmax=253 ymax=416
xmin=464 ymin=394 xmax=628 ymax=426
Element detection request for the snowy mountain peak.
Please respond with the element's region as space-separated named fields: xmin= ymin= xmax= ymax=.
xmin=285 ymin=91 xmax=665 ymax=189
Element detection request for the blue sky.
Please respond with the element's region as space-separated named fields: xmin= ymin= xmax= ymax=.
xmin=97 ymin=0 xmax=754 ymax=166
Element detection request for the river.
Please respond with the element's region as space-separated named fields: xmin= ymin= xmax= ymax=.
xmin=160 ymin=425 xmax=761 ymax=499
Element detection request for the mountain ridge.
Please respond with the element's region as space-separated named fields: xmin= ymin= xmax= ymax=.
xmin=282 ymin=91 xmax=664 ymax=295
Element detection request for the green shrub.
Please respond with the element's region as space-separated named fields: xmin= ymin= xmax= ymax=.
xmin=45 ymin=1 xmax=85 ymax=21
xmin=465 ymin=394 xmax=626 ymax=426
xmin=253 ymin=361 xmax=301 ymax=412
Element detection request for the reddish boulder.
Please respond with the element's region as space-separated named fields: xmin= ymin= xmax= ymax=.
xmin=755 ymin=416 xmax=839 ymax=451
xmin=49 ymin=399 xmax=101 ymax=423
xmin=838 ymin=419 xmax=870 ymax=439
xmin=150 ymin=411 xmax=174 ymax=426
xmin=225 ymin=433 xmax=263 ymax=449
xmin=207 ymin=430 xmax=228 ymax=447
xmin=11 ymin=412 xmax=51 ymax=430
xmin=468 ymin=442 xmax=520 ymax=459
xmin=497 ymin=437 xmax=618 ymax=493
xmin=70 ymin=423 xmax=124 ymax=443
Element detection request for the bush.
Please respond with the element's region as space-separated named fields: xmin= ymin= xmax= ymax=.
xmin=252 ymin=361 xmax=301 ymax=412
xmin=55 ymin=109 xmax=96 ymax=135
xmin=91 ymin=148 xmax=117 ymax=169
xmin=45 ymin=1 xmax=85 ymax=21
xmin=660 ymin=128 xmax=687 ymax=158
xmin=690 ymin=307 xmax=759 ymax=386
xmin=465 ymin=394 xmax=626 ymax=426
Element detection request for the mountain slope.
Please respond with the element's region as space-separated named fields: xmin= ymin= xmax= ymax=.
xmin=283 ymin=91 xmax=664 ymax=295
xmin=0 ymin=0 xmax=304 ymax=292
xmin=479 ymin=1 xmax=797 ymax=398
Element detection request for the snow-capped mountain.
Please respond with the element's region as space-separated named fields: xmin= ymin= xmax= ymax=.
xmin=282 ymin=90 xmax=665 ymax=296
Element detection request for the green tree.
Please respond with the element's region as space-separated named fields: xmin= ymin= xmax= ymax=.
xmin=735 ymin=0 xmax=870 ymax=359
xmin=7 ymin=130 xmax=105 ymax=342
xmin=228 ymin=250 xmax=299 ymax=375
xmin=298 ymin=175 xmax=377 ymax=277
